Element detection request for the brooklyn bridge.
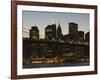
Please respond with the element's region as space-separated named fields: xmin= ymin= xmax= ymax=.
xmin=23 ymin=39 xmax=89 ymax=68
xmin=22 ymin=22 xmax=89 ymax=68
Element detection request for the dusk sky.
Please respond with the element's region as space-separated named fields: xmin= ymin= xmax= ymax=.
xmin=22 ymin=10 xmax=89 ymax=38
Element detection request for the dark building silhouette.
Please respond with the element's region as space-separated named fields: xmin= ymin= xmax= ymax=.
xmin=69 ymin=23 xmax=78 ymax=34
xmin=63 ymin=34 xmax=69 ymax=41
xmin=45 ymin=23 xmax=56 ymax=40
xmin=66 ymin=32 xmax=78 ymax=42
xmin=77 ymin=31 xmax=84 ymax=41
xmin=85 ymin=32 xmax=89 ymax=42
xmin=84 ymin=32 xmax=89 ymax=57
xmin=23 ymin=38 xmax=32 ymax=60
xmin=57 ymin=23 xmax=63 ymax=40
xmin=68 ymin=23 xmax=78 ymax=41
xmin=29 ymin=26 xmax=39 ymax=39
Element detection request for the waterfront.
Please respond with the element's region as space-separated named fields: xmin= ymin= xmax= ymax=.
xmin=23 ymin=61 xmax=89 ymax=68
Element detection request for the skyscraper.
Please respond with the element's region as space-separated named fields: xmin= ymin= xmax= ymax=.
xmin=45 ymin=23 xmax=56 ymax=40
xmin=69 ymin=23 xmax=78 ymax=34
xmin=68 ymin=22 xmax=78 ymax=41
xmin=57 ymin=22 xmax=62 ymax=40
xmin=29 ymin=26 xmax=39 ymax=39
xmin=52 ymin=23 xmax=56 ymax=40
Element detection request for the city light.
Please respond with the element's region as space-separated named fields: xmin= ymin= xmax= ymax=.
xmin=23 ymin=22 xmax=89 ymax=68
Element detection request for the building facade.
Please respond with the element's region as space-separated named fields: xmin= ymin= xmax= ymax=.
xmin=29 ymin=26 xmax=39 ymax=39
xmin=77 ymin=31 xmax=84 ymax=41
xmin=68 ymin=23 xmax=78 ymax=42
xmin=85 ymin=32 xmax=89 ymax=42
xmin=69 ymin=22 xmax=78 ymax=34
xmin=45 ymin=24 xmax=56 ymax=40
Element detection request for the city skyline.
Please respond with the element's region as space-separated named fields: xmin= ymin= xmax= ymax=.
xmin=22 ymin=11 xmax=89 ymax=38
xmin=23 ymin=22 xmax=89 ymax=68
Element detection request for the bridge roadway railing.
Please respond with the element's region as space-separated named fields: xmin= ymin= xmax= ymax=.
xmin=23 ymin=39 xmax=89 ymax=47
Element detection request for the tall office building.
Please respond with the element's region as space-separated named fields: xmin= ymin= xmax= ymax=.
xmin=45 ymin=24 xmax=56 ymax=40
xmin=57 ymin=23 xmax=62 ymax=40
xmin=69 ymin=22 xmax=78 ymax=34
xmin=29 ymin=26 xmax=39 ymax=39
xmin=68 ymin=22 xmax=78 ymax=41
